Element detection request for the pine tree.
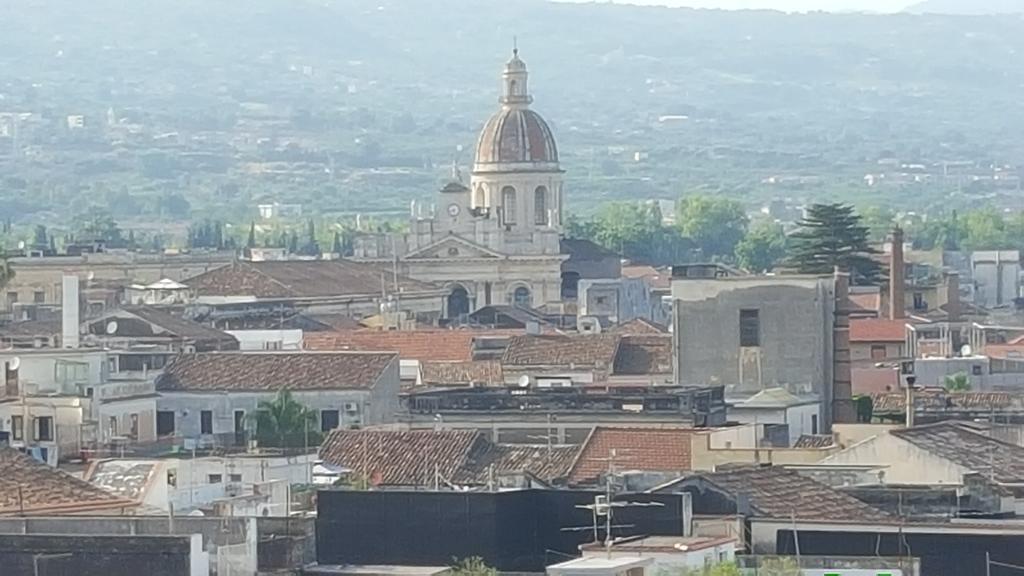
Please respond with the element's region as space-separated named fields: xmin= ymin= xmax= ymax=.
xmin=787 ymin=203 xmax=882 ymax=285
xmin=332 ymin=231 xmax=343 ymax=255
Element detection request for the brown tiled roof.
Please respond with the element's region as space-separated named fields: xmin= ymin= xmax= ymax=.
xmin=85 ymin=460 xmax=159 ymax=502
xmin=118 ymin=306 xmax=238 ymax=348
xmin=0 ymin=448 xmax=133 ymax=515
xmin=849 ymin=319 xmax=908 ymax=342
xmin=793 ymin=434 xmax=836 ymax=449
xmin=613 ymin=335 xmax=673 ymax=376
xmin=848 ymin=292 xmax=881 ymax=314
xmin=870 ymin=391 xmax=1015 ymax=414
xmin=569 ymin=427 xmax=693 ymax=486
xmin=0 ymin=318 xmax=61 ymax=338
xmin=318 ymin=429 xmax=582 ymax=487
xmin=983 ymin=344 xmax=1024 ymax=360
xmin=185 ymin=260 xmax=440 ymax=299
xmin=607 ymin=318 xmax=668 ymax=335
xmin=420 ymin=360 xmax=504 ymax=386
xmin=679 ymin=466 xmax=888 ymax=521
xmin=304 ymin=329 xmax=478 ymax=362
xmin=891 ymin=421 xmax=1024 ymax=484
xmin=156 ymin=351 xmax=396 ymax=392
xmin=502 ymin=334 xmax=621 ymax=371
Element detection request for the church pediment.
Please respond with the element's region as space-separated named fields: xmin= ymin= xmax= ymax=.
xmin=403 ymin=234 xmax=505 ymax=261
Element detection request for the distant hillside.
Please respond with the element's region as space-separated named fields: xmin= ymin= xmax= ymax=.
xmin=906 ymin=0 xmax=1024 ymax=14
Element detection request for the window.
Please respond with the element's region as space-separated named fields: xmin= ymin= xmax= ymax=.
xmin=6 ymin=292 xmax=17 ymax=310
xmin=263 ymin=340 xmax=283 ymax=351
xmin=129 ymin=414 xmax=139 ymax=440
xmin=208 ymin=474 xmax=223 ymax=484
xmin=229 ymin=474 xmax=243 ymax=483
xmin=200 ymin=410 xmax=213 ymax=435
xmin=501 ymin=186 xmax=517 ymax=225
xmin=108 ymin=416 xmax=118 ymax=438
xmin=11 ymin=415 xmax=23 ymax=441
xmin=167 ymin=469 xmax=177 ymax=488
xmin=870 ymin=345 xmax=887 ymax=360
xmin=156 ymin=411 xmax=175 ymax=436
xmin=32 ymin=291 xmax=45 ymax=304
xmin=811 ymin=414 xmax=819 ymax=435
xmin=972 ymin=365 xmax=983 ymax=376
xmin=913 ymin=292 xmax=926 ymax=311
xmin=739 ymin=309 xmax=760 ymax=347
xmin=321 ymin=409 xmax=340 ymax=432
xmin=234 ymin=410 xmax=246 ymax=434
xmin=35 ymin=416 xmax=53 ymax=442
xmin=513 ymin=286 xmax=531 ymax=308
xmin=534 ymin=186 xmax=548 ymax=225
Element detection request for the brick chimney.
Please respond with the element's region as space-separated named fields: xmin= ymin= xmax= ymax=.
xmin=945 ymin=271 xmax=961 ymax=322
xmin=889 ymin=227 xmax=905 ymax=320
xmin=832 ymin=268 xmax=855 ymax=426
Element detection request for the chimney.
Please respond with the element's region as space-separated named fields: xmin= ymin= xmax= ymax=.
xmin=889 ymin=227 xmax=906 ymax=320
xmin=832 ymin=268 xmax=855 ymax=426
xmin=61 ymin=275 xmax=80 ymax=349
xmin=945 ymin=271 xmax=961 ymax=323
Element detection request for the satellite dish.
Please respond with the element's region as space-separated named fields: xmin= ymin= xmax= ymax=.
xmin=961 ymin=344 xmax=973 ymax=357
xmin=87 ymin=271 xmax=95 ymax=281
xmin=106 ymin=320 xmax=119 ymax=335
xmin=8 ymin=357 xmax=20 ymax=370
xmin=517 ymin=375 xmax=531 ymax=388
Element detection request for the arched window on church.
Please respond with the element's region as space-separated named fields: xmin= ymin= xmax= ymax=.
xmin=502 ymin=186 xmax=517 ymax=225
xmin=512 ymin=286 xmax=531 ymax=308
xmin=534 ymin=186 xmax=548 ymax=225
xmin=473 ymin=186 xmax=485 ymax=209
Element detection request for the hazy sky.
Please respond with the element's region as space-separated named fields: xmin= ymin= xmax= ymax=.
xmin=577 ymin=0 xmax=912 ymax=12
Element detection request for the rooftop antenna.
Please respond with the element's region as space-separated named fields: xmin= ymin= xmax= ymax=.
xmin=513 ymin=36 xmax=518 ymax=57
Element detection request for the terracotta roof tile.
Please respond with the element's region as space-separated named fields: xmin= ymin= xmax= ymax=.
xmin=0 ymin=448 xmax=133 ymax=515
xmin=420 ymin=360 xmax=504 ymax=386
xmin=849 ymin=319 xmax=908 ymax=342
xmin=318 ymin=429 xmax=582 ymax=487
xmin=156 ymin=351 xmax=396 ymax=392
xmin=892 ymin=421 xmax=1024 ymax=484
xmin=569 ymin=427 xmax=693 ymax=486
xmin=607 ymin=318 xmax=668 ymax=335
xmin=870 ymin=390 xmax=1015 ymax=414
xmin=99 ymin=307 xmax=238 ymax=349
xmin=186 ymin=260 xmax=440 ymax=299
xmin=793 ymin=434 xmax=836 ymax=449
xmin=502 ymin=334 xmax=620 ymax=372
xmin=613 ymin=335 xmax=673 ymax=376
xmin=674 ymin=466 xmax=888 ymax=521
xmin=304 ymin=329 xmax=478 ymax=362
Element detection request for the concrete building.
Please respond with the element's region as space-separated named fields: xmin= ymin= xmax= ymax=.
xmin=672 ymin=272 xmax=853 ymax=429
xmin=727 ymin=387 xmax=822 ymax=445
xmin=154 ymin=351 xmax=400 ymax=444
xmin=972 ymin=250 xmax=1021 ymax=309
xmin=577 ymin=277 xmax=668 ymax=328
xmin=547 ymin=556 xmax=653 ymax=576
xmin=577 ymin=536 xmax=736 ymax=573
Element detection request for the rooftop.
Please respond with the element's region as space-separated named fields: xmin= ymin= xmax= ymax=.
xmin=0 ymin=448 xmax=133 ymax=514
xmin=660 ymin=465 xmax=889 ymax=521
xmin=793 ymin=434 xmax=836 ymax=449
xmin=419 ymin=360 xmax=504 ymax=386
xmin=849 ymin=318 xmax=909 ymax=343
xmin=304 ymin=329 xmax=479 ymax=362
xmin=607 ymin=318 xmax=669 ymax=336
xmin=156 ymin=351 xmax=396 ymax=392
xmin=318 ymin=429 xmax=580 ymax=486
xmin=871 ymin=391 xmax=1017 ymax=414
xmin=569 ymin=427 xmax=693 ymax=486
xmin=579 ymin=535 xmax=736 ymax=554
xmin=84 ymin=459 xmax=159 ymax=502
xmin=92 ymin=306 xmax=238 ymax=348
xmin=185 ymin=260 xmax=441 ymax=299
xmin=612 ymin=335 xmax=672 ymax=376
xmin=502 ymin=334 xmax=620 ymax=371
xmin=891 ymin=421 xmax=1024 ymax=484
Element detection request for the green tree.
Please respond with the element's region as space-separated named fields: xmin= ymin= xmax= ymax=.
xmin=332 ymin=231 xmax=343 ymax=255
xmin=32 ymin=225 xmax=48 ymax=249
xmin=961 ymin=207 xmax=1012 ymax=251
xmin=449 ymin=557 xmax=497 ymax=576
xmin=676 ymin=196 xmax=749 ymax=259
xmin=246 ymin=221 xmax=257 ymax=249
xmin=787 ymin=203 xmax=881 ymax=284
xmin=249 ymin=389 xmax=321 ymax=449
xmin=77 ymin=208 xmax=125 ymax=247
xmin=944 ymin=372 xmax=971 ymax=392
xmin=858 ymin=205 xmax=896 ymax=242
xmin=0 ymin=253 xmax=14 ymax=291
xmin=735 ymin=220 xmax=787 ymax=272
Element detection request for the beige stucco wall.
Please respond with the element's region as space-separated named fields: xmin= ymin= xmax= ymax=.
xmin=820 ymin=432 xmax=967 ymax=485
xmin=832 ymin=423 xmax=900 ymax=449
xmin=690 ymin=433 xmax=837 ymax=471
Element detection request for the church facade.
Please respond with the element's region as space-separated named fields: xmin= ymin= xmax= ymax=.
xmin=354 ymin=50 xmax=570 ymax=319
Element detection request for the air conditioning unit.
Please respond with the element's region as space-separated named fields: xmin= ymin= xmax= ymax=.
xmin=344 ymin=402 xmax=359 ymax=413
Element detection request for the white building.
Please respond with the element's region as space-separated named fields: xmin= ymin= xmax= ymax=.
xmin=727 ymin=387 xmax=822 ymax=446
xmin=578 ymin=536 xmax=737 ymax=573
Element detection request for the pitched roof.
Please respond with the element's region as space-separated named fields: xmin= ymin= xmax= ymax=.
xmin=607 ymin=318 xmax=668 ymax=335
xmin=0 ymin=318 xmax=61 ymax=338
xmin=303 ymin=329 xmax=478 ymax=362
xmin=673 ymin=466 xmax=888 ymax=521
xmin=107 ymin=307 xmax=238 ymax=348
xmin=156 ymin=351 xmax=396 ymax=392
xmin=502 ymin=334 xmax=621 ymax=371
xmin=870 ymin=391 xmax=1015 ymax=414
xmin=613 ymin=335 xmax=673 ymax=376
xmin=0 ymin=448 xmax=133 ymax=515
xmin=849 ymin=319 xmax=909 ymax=342
xmin=85 ymin=460 xmax=159 ymax=502
xmin=185 ymin=260 xmax=440 ymax=299
xmin=621 ymin=265 xmax=671 ymax=291
xmin=793 ymin=434 xmax=836 ymax=449
xmin=569 ymin=427 xmax=693 ymax=486
xmin=891 ymin=421 xmax=1024 ymax=484
xmin=847 ymin=291 xmax=881 ymax=314
xmin=740 ymin=387 xmax=808 ymax=408
xmin=318 ymin=429 xmax=581 ymax=486
xmin=419 ymin=360 xmax=504 ymax=386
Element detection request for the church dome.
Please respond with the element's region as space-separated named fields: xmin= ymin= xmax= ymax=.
xmin=473 ymin=49 xmax=560 ymax=171
xmin=474 ymin=108 xmax=558 ymax=166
